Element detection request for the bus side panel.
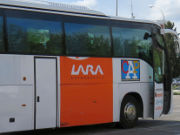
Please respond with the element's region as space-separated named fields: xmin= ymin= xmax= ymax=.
xmin=140 ymin=60 xmax=154 ymax=118
xmin=113 ymin=58 xmax=154 ymax=122
xmin=60 ymin=57 xmax=113 ymax=127
xmin=0 ymin=55 xmax=34 ymax=133
xmin=113 ymin=58 xmax=140 ymax=122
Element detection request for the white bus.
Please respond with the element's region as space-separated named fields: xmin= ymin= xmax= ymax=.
xmin=0 ymin=0 xmax=173 ymax=133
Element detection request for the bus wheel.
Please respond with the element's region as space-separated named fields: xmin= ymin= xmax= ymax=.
xmin=120 ymin=95 xmax=139 ymax=129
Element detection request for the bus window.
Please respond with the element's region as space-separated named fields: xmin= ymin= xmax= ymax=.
xmin=65 ymin=23 xmax=111 ymax=57
xmin=153 ymin=46 xmax=164 ymax=83
xmin=155 ymin=33 xmax=165 ymax=47
xmin=112 ymin=27 xmax=153 ymax=65
xmin=0 ymin=16 xmax=5 ymax=52
xmin=7 ymin=17 xmax=64 ymax=55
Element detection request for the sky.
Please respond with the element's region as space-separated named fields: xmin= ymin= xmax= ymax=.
xmin=51 ymin=0 xmax=180 ymax=33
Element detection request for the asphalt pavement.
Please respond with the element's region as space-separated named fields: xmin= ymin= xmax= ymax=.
xmin=5 ymin=95 xmax=180 ymax=135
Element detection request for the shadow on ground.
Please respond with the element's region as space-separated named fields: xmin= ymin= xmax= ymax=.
xmin=4 ymin=119 xmax=180 ymax=135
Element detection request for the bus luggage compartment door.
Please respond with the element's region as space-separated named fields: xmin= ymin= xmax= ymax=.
xmin=35 ymin=57 xmax=57 ymax=129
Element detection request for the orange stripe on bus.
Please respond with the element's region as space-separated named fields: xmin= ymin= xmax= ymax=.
xmin=155 ymin=93 xmax=163 ymax=97
xmin=60 ymin=57 xmax=113 ymax=127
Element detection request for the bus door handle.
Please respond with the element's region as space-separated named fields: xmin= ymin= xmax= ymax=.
xmin=37 ymin=96 xmax=40 ymax=102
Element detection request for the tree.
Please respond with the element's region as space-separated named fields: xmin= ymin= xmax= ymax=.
xmin=164 ymin=21 xmax=180 ymax=78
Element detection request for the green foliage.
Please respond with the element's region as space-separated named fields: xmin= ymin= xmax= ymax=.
xmin=113 ymin=35 xmax=153 ymax=65
xmin=164 ymin=21 xmax=180 ymax=78
xmin=8 ymin=24 xmax=63 ymax=55
xmin=154 ymin=48 xmax=163 ymax=83
xmin=27 ymin=29 xmax=50 ymax=46
xmin=66 ymin=33 xmax=111 ymax=56
xmin=165 ymin=21 xmax=176 ymax=31
xmin=173 ymin=92 xmax=180 ymax=95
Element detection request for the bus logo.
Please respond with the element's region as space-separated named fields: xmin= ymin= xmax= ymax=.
xmin=121 ymin=60 xmax=140 ymax=81
xmin=71 ymin=64 xmax=104 ymax=75
xmin=68 ymin=57 xmax=89 ymax=60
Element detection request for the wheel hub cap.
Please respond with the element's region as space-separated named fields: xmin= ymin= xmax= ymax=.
xmin=124 ymin=103 xmax=137 ymax=121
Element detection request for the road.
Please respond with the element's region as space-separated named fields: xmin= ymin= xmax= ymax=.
xmin=6 ymin=95 xmax=180 ymax=135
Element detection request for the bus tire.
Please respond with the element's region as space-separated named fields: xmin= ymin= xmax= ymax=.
xmin=120 ymin=95 xmax=139 ymax=129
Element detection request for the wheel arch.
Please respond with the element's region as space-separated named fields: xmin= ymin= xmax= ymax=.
xmin=121 ymin=92 xmax=144 ymax=117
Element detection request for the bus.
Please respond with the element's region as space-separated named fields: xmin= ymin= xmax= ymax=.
xmin=0 ymin=0 xmax=174 ymax=133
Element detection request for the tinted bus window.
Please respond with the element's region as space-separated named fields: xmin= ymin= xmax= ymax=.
xmin=112 ymin=27 xmax=152 ymax=64
xmin=7 ymin=17 xmax=64 ymax=55
xmin=154 ymin=46 xmax=164 ymax=83
xmin=155 ymin=33 xmax=165 ymax=47
xmin=65 ymin=23 xmax=111 ymax=57
xmin=0 ymin=16 xmax=5 ymax=52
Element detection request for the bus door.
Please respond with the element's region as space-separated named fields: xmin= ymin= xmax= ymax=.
xmin=34 ymin=57 xmax=57 ymax=129
xmin=153 ymin=45 xmax=164 ymax=119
